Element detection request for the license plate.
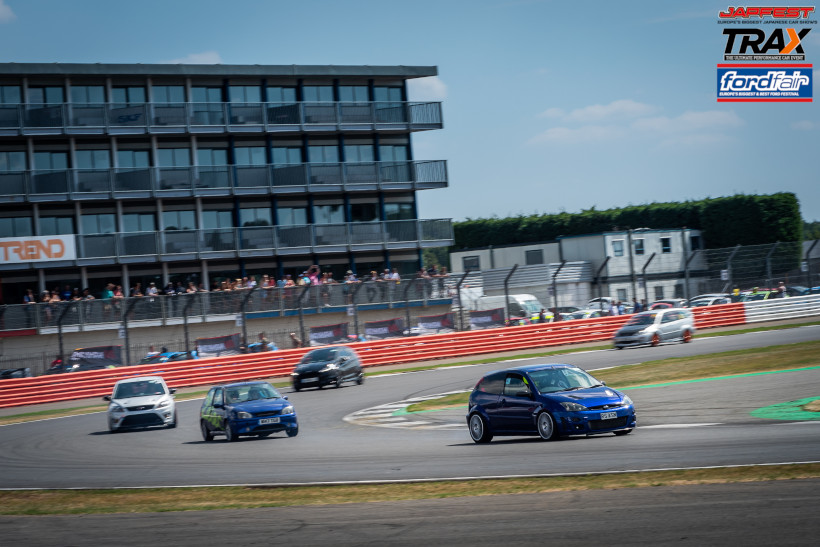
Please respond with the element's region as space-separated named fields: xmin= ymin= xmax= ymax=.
xmin=301 ymin=378 xmax=317 ymax=383
xmin=259 ymin=417 xmax=280 ymax=425
xmin=600 ymin=411 xmax=618 ymax=420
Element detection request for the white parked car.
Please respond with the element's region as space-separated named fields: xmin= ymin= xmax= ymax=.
xmin=613 ymin=308 xmax=695 ymax=349
xmin=104 ymin=376 xmax=177 ymax=432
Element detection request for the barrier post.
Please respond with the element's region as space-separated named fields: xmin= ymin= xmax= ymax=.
xmin=295 ymin=286 xmax=310 ymax=343
xmin=56 ymin=300 xmax=78 ymax=364
xmin=349 ymin=281 xmax=364 ymax=338
xmin=503 ymin=264 xmax=518 ymax=323
xmin=551 ymin=260 xmax=566 ymax=315
xmin=455 ymin=270 xmax=471 ymax=331
xmin=403 ymin=278 xmax=415 ymax=332
xmin=122 ymin=297 xmax=140 ymax=366
xmin=240 ymin=287 xmax=257 ymax=348
xmin=765 ymin=242 xmax=779 ymax=287
xmin=182 ymin=293 xmax=197 ymax=354
xmin=684 ymin=249 xmax=700 ymax=303
xmin=805 ymin=240 xmax=818 ymax=289
xmin=641 ymin=252 xmax=656 ymax=305
xmin=594 ymin=257 xmax=610 ymax=313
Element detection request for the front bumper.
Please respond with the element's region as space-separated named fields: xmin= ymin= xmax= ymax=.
xmin=109 ymin=406 xmax=174 ymax=430
xmin=613 ymin=332 xmax=653 ymax=348
xmin=232 ymin=414 xmax=299 ymax=436
xmin=553 ymin=406 xmax=637 ymax=435
xmin=292 ymin=371 xmax=338 ymax=388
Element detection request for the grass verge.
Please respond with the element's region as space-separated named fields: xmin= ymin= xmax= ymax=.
xmin=1 ymin=463 xmax=819 ymax=515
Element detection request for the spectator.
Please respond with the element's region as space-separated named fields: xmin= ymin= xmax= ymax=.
xmin=551 ymin=308 xmax=562 ymax=322
xmin=609 ymin=301 xmax=619 ymax=316
xmin=164 ymin=281 xmax=176 ymax=296
xmin=777 ymin=281 xmax=787 ymax=298
xmin=61 ymin=284 xmax=73 ymax=301
xmin=23 ymin=289 xmax=36 ymax=327
xmin=538 ymin=308 xmax=547 ymax=323
xmin=390 ymin=267 xmax=401 ymax=283
xmin=289 ymin=332 xmax=303 ymax=348
xmin=146 ymin=282 xmax=158 ymax=302
xmin=130 ymin=282 xmax=143 ymax=297
xmin=632 ymin=298 xmax=641 ymax=313
xmin=617 ymin=301 xmax=625 ymax=315
xmin=366 ymin=270 xmax=379 ymax=302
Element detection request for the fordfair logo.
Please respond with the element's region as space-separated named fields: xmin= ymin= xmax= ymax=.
xmin=717 ymin=64 xmax=813 ymax=101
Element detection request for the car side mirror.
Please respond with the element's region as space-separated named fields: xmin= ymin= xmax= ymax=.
xmin=283 ymin=395 xmax=289 ymax=400
xmin=213 ymin=403 xmax=224 ymax=409
xmin=601 ymin=381 xmax=607 ymax=386
xmin=103 ymin=395 xmax=111 ymax=402
xmin=515 ymin=390 xmax=533 ymax=399
xmin=169 ymin=388 xmax=177 ymax=394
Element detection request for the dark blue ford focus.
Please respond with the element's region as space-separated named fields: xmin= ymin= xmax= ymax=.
xmin=467 ymin=364 xmax=635 ymax=443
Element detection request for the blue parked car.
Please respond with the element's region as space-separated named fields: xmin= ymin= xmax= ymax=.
xmin=200 ymin=381 xmax=298 ymax=442
xmin=467 ymin=364 xmax=635 ymax=443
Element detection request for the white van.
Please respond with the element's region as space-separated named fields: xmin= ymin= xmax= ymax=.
xmin=473 ymin=294 xmax=549 ymax=321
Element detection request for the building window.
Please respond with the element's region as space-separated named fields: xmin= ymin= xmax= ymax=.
xmin=34 ymin=151 xmax=68 ymax=170
xmin=267 ymin=86 xmax=296 ymax=103
xmin=661 ymin=237 xmax=672 ymax=253
xmin=229 ymin=85 xmax=261 ymax=103
xmin=0 ymin=85 xmax=21 ymax=104
xmin=197 ymin=148 xmax=228 ymax=166
xmin=303 ymin=85 xmax=334 ymax=102
xmin=75 ymin=150 xmax=110 ymax=169
xmin=313 ymin=204 xmax=344 ymax=224
xmin=690 ymin=235 xmax=701 ymax=250
xmin=70 ymin=85 xmax=105 ymax=105
xmin=272 ymin=146 xmax=301 ymax=164
xmin=81 ymin=213 xmax=116 ymax=234
xmin=654 ymin=286 xmax=664 ymax=300
xmin=350 ymin=202 xmax=378 ymax=222
xmin=384 ymin=202 xmax=414 ymax=220
xmin=634 ymin=238 xmax=645 ymax=255
xmin=344 ymin=144 xmax=374 ymax=162
xmin=201 ymin=210 xmax=233 ymax=228
xmin=152 ymin=85 xmax=185 ymax=104
xmin=157 ymin=148 xmax=190 ymax=167
xmin=240 ymin=208 xmax=272 ymax=227
xmin=525 ymin=249 xmax=544 ymax=265
xmin=617 ymin=288 xmax=627 ymax=302
xmin=29 ymin=86 xmax=64 ymax=104
xmin=277 ymin=206 xmax=307 ymax=225
xmin=122 ymin=213 xmax=155 ymax=232
xmin=117 ymin=150 xmax=150 ymax=169
xmin=612 ymin=240 xmax=624 ymax=257
xmin=374 ymin=86 xmax=402 ymax=102
xmin=40 ymin=216 xmax=74 ymax=236
xmin=191 ymin=87 xmax=221 ymax=103
xmin=111 ymin=86 xmax=146 ymax=105
xmin=0 ymin=151 xmax=26 ymax=171
xmin=379 ymin=144 xmax=408 ymax=162
xmin=0 ymin=216 xmax=33 ymax=237
xmin=339 ymin=85 xmax=369 ymax=102
xmin=235 ymin=147 xmax=266 ymax=165
xmin=462 ymin=256 xmax=480 ymax=271
xmin=162 ymin=210 xmax=196 ymax=230
xmin=308 ymin=145 xmax=339 ymax=163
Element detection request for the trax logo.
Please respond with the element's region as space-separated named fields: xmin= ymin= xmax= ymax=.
xmin=719 ymin=6 xmax=815 ymax=18
xmin=724 ymin=28 xmax=811 ymax=55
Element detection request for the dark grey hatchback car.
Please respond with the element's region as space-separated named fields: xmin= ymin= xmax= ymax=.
xmin=290 ymin=345 xmax=364 ymax=391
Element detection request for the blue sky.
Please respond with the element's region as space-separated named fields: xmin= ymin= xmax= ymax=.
xmin=1 ymin=0 xmax=818 ymax=222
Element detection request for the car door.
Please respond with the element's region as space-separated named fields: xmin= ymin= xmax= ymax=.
xmin=473 ymin=371 xmax=505 ymax=427
xmin=659 ymin=311 xmax=679 ymax=340
xmin=496 ymin=373 xmax=538 ymax=432
xmin=200 ymin=388 xmax=219 ymax=433
xmin=207 ymin=387 xmax=227 ymax=432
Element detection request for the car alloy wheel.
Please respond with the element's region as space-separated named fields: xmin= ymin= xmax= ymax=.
xmin=335 ymin=374 xmax=342 ymax=388
xmin=286 ymin=426 xmax=299 ymax=437
xmin=537 ymin=411 xmax=556 ymax=441
xmin=225 ymin=422 xmax=239 ymax=442
xmin=356 ymin=372 xmax=364 ymax=385
xmin=200 ymin=420 xmax=213 ymax=442
xmin=469 ymin=413 xmax=492 ymax=443
xmin=651 ymin=334 xmax=661 ymax=347
xmin=682 ymin=330 xmax=692 ymax=343
xmin=613 ymin=429 xmax=632 ymax=436
xmin=167 ymin=410 xmax=178 ymax=429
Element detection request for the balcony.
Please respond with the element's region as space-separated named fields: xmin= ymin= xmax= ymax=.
xmin=0 ymin=160 xmax=447 ymax=202
xmin=0 ymin=101 xmax=443 ymax=136
xmin=0 ymin=219 xmax=454 ymax=269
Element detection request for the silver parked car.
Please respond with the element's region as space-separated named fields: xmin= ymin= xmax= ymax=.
xmin=613 ymin=308 xmax=695 ymax=349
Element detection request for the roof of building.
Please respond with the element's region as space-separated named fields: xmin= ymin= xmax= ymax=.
xmin=0 ymin=63 xmax=437 ymax=79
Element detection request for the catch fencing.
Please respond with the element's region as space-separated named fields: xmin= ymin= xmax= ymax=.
xmin=4 ymin=298 xmax=816 ymax=408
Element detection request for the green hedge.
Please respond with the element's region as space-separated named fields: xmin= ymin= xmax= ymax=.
xmin=453 ymin=193 xmax=802 ymax=249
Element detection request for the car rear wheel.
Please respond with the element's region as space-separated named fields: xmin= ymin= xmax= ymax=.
xmin=225 ymin=422 xmax=239 ymax=442
xmin=468 ymin=413 xmax=493 ymax=443
xmin=650 ymin=334 xmax=661 ymax=347
xmin=200 ymin=420 xmax=213 ymax=442
xmin=537 ymin=411 xmax=556 ymax=441
xmin=614 ymin=429 xmax=632 ymax=436
xmin=682 ymin=330 xmax=692 ymax=343
xmin=335 ymin=375 xmax=342 ymax=388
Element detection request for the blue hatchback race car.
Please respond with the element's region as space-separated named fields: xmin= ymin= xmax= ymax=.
xmin=467 ymin=364 xmax=635 ymax=443
xmin=200 ymin=381 xmax=298 ymax=442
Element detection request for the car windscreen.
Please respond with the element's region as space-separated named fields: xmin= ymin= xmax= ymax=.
xmin=300 ymin=348 xmax=337 ymax=363
xmin=520 ymin=300 xmax=541 ymax=315
xmin=625 ymin=313 xmax=656 ymax=326
xmin=224 ymin=383 xmax=281 ymax=403
xmin=529 ymin=368 xmax=601 ymax=394
xmin=114 ymin=380 xmax=166 ymax=398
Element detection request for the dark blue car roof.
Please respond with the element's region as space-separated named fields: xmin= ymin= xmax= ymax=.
xmin=217 ymin=380 xmax=269 ymax=389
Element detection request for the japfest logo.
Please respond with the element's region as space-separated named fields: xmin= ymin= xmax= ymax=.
xmin=716 ymin=6 xmax=815 ymax=101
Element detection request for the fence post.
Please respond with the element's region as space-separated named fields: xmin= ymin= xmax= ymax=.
xmin=765 ymin=242 xmax=780 ymax=287
xmin=403 ymin=278 xmax=415 ymax=332
xmin=455 ymin=270 xmax=471 ymax=331
xmin=683 ymin=249 xmax=700 ymax=303
xmin=805 ymin=240 xmax=818 ymax=289
xmin=182 ymin=293 xmax=197 ymax=354
xmin=551 ymin=260 xmax=567 ymax=315
xmin=122 ymin=297 xmax=140 ymax=366
xmin=503 ymin=264 xmax=518 ymax=323
xmin=724 ymin=244 xmax=742 ymax=293
xmin=56 ymin=300 xmax=78 ymax=364
xmin=594 ymin=257 xmax=610 ymax=313
xmin=349 ymin=282 xmax=364 ymax=338
xmin=295 ymin=286 xmax=310 ymax=344
xmin=240 ymin=287 xmax=257 ymax=348
xmin=641 ymin=253 xmax=656 ymax=305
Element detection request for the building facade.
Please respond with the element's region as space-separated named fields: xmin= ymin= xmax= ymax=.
xmin=0 ymin=63 xmax=453 ymax=304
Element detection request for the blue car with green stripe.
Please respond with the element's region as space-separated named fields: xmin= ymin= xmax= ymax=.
xmin=200 ymin=381 xmax=298 ymax=442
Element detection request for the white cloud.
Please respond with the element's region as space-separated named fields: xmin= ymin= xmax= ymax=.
xmin=0 ymin=1 xmax=16 ymax=23
xmin=791 ymin=120 xmax=814 ymax=131
xmin=163 ymin=51 xmax=223 ymax=64
xmin=528 ymin=125 xmax=624 ymax=145
xmin=631 ymin=110 xmax=743 ymax=133
xmin=539 ymin=99 xmax=659 ymax=123
xmin=407 ymin=76 xmax=447 ymax=101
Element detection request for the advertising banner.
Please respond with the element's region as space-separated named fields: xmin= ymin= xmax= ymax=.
xmin=469 ymin=308 xmax=505 ymax=330
xmin=196 ymin=333 xmax=242 ymax=357
xmin=415 ymin=312 xmax=455 ymax=334
xmin=309 ymin=322 xmax=350 ymax=346
xmin=68 ymin=345 xmax=123 ymax=369
xmin=0 ymin=235 xmax=77 ymax=264
xmin=364 ymin=317 xmax=406 ymax=340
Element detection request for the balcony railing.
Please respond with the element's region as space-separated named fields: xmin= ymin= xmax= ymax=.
xmin=0 ymin=160 xmax=447 ymax=201
xmin=2 ymin=219 xmax=453 ymax=267
xmin=0 ymin=101 xmax=443 ymax=135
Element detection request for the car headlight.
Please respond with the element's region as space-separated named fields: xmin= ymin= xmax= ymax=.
xmin=281 ymin=405 xmax=294 ymax=415
xmin=291 ymin=372 xmax=300 ymax=376
xmin=621 ymin=395 xmax=633 ymax=406
xmin=319 ymin=363 xmax=338 ymax=372
xmin=156 ymin=399 xmax=170 ymax=408
xmin=110 ymin=404 xmax=125 ymax=414
xmin=560 ymin=401 xmax=588 ymax=411
xmin=236 ymin=411 xmax=253 ymax=419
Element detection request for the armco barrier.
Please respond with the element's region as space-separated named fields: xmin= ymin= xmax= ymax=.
xmin=0 ymin=301 xmax=780 ymax=409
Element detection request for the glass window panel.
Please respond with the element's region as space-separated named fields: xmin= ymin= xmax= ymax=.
xmin=123 ymin=213 xmax=155 ymax=232
xmin=272 ymin=147 xmax=301 ymax=164
xmin=308 ymin=145 xmax=338 ymax=163
xmin=350 ymin=203 xmax=378 ymax=222
xmin=339 ymin=85 xmax=369 ymax=102
xmin=153 ymin=85 xmax=185 ymax=103
xmin=0 ymin=151 xmax=26 ymax=171
xmin=0 ymin=217 xmax=33 ymax=237
xmin=163 ymin=210 xmax=196 ymax=230
xmin=75 ymin=150 xmax=110 ymax=169
xmin=157 ymin=148 xmax=190 ymax=167
xmin=374 ymin=86 xmax=402 ymax=102
xmin=313 ymin=204 xmax=344 ymax=224
xmin=229 ymin=85 xmax=261 ymax=103
xmin=267 ymin=86 xmax=296 ymax=103
xmin=384 ymin=203 xmax=414 ymax=220
xmin=634 ymin=239 xmax=645 ymax=255
xmin=277 ymin=206 xmax=307 ymax=225
xmin=117 ymin=150 xmax=150 ymax=168
xmin=240 ymin=207 xmax=272 ymax=226
xmin=612 ymin=240 xmax=624 ymax=257
xmin=192 ymin=87 xmax=222 ymax=103
xmin=661 ymin=237 xmax=672 ymax=253
xmin=202 ymin=210 xmax=233 ymax=228
xmin=197 ymin=148 xmax=227 ymax=166
xmin=40 ymin=216 xmax=75 ymax=236
xmin=34 ymin=151 xmax=68 ymax=170
xmin=379 ymin=145 xmax=408 ymax=162
xmin=344 ymin=144 xmax=374 ymax=162
xmin=235 ymin=147 xmax=266 ymax=165
xmin=303 ymin=85 xmax=333 ymax=102
xmin=30 ymin=87 xmax=65 ymax=104
xmin=81 ymin=213 xmax=116 ymax=234
xmin=70 ymin=86 xmax=105 ymax=104
xmin=112 ymin=86 xmax=146 ymax=104
xmin=0 ymin=85 xmax=22 ymax=104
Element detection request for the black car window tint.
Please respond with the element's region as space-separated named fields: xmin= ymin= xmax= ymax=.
xmin=504 ymin=374 xmax=529 ymax=397
xmin=478 ymin=372 xmax=505 ymax=395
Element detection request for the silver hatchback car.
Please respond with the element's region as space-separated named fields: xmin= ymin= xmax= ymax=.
xmin=613 ymin=308 xmax=695 ymax=349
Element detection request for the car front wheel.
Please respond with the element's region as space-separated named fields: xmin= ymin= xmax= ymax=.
xmin=682 ymin=330 xmax=692 ymax=343
xmin=468 ymin=413 xmax=493 ymax=443
xmin=200 ymin=420 xmax=213 ymax=442
xmin=225 ymin=422 xmax=239 ymax=442
xmin=356 ymin=372 xmax=364 ymax=385
xmin=537 ymin=411 xmax=556 ymax=441
xmin=167 ymin=410 xmax=178 ymax=429
xmin=613 ymin=429 xmax=632 ymax=436
xmin=286 ymin=426 xmax=299 ymax=437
